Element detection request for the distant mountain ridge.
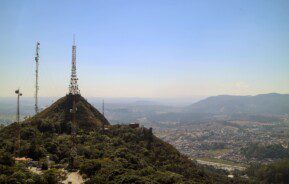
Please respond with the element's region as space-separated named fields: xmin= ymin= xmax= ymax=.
xmin=187 ymin=93 xmax=289 ymax=115
xmin=1 ymin=93 xmax=288 ymax=125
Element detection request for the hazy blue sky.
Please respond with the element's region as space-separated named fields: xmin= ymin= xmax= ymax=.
xmin=0 ymin=0 xmax=288 ymax=98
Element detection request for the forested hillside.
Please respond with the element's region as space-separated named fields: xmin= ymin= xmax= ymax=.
xmin=0 ymin=95 xmax=246 ymax=183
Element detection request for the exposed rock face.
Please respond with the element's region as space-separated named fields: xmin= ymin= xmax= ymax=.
xmin=31 ymin=94 xmax=109 ymax=131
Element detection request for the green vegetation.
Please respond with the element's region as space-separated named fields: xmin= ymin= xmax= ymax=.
xmin=0 ymin=121 xmax=246 ymax=183
xmin=246 ymin=159 xmax=289 ymax=184
xmin=0 ymin=95 xmax=248 ymax=183
xmin=241 ymin=143 xmax=289 ymax=160
xmin=0 ymin=150 xmax=65 ymax=184
xmin=203 ymin=149 xmax=230 ymax=156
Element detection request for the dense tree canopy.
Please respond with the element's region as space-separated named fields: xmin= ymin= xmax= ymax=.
xmin=241 ymin=143 xmax=289 ymax=160
xmin=246 ymin=159 xmax=289 ymax=184
xmin=0 ymin=114 xmax=248 ymax=183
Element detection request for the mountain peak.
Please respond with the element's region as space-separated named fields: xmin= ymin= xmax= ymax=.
xmin=30 ymin=94 xmax=109 ymax=131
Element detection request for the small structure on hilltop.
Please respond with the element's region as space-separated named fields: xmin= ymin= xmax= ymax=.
xmin=129 ymin=122 xmax=139 ymax=129
xmin=14 ymin=157 xmax=32 ymax=162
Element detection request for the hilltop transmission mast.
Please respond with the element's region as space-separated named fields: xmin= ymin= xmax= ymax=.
xmin=15 ymin=89 xmax=22 ymax=123
xmin=14 ymin=89 xmax=22 ymax=155
xmin=35 ymin=42 xmax=40 ymax=114
xmin=69 ymin=36 xmax=80 ymax=95
xmin=69 ymin=36 xmax=79 ymax=169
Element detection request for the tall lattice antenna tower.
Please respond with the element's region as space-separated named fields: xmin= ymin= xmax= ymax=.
xmin=35 ymin=42 xmax=40 ymax=114
xmin=68 ymin=36 xmax=79 ymax=169
xmin=69 ymin=36 xmax=80 ymax=95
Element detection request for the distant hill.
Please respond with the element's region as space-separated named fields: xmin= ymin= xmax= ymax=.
xmin=2 ymin=93 xmax=287 ymax=126
xmin=29 ymin=94 xmax=110 ymax=131
xmin=187 ymin=93 xmax=289 ymax=115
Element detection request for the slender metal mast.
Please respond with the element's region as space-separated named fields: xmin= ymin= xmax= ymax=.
xmin=102 ymin=99 xmax=105 ymax=116
xmin=15 ymin=89 xmax=22 ymax=156
xmin=35 ymin=42 xmax=40 ymax=114
xmin=101 ymin=99 xmax=105 ymax=132
xmin=15 ymin=89 xmax=22 ymax=123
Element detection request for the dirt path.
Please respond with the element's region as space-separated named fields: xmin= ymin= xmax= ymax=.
xmin=196 ymin=159 xmax=246 ymax=171
xmin=62 ymin=171 xmax=84 ymax=184
xmin=28 ymin=167 xmax=42 ymax=174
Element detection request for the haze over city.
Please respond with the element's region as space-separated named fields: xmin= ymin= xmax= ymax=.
xmin=1 ymin=0 xmax=289 ymax=98
xmin=1 ymin=1 xmax=289 ymax=184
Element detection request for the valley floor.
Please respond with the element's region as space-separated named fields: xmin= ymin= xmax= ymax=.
xmin=154 ymin=119 xmax=289 ymax=169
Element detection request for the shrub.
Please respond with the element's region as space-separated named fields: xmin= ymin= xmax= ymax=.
xmin=0 ymin=151 xmax=14 ymax=166
xmin=43 ymin=169 xmax=65 ymax=184
xmin=80 ymin=159 xmax=101 ymax=177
